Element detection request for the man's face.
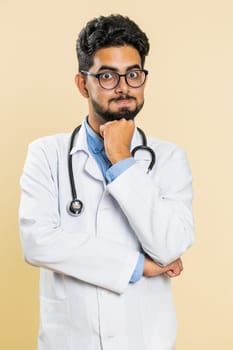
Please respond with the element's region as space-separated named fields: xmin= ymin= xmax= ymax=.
xmin=83 ymin=46 xmax=147 ymax=126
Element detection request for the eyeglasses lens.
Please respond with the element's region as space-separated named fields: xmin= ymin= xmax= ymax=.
xmin=99 ymin=71 xmax=146 ymax=89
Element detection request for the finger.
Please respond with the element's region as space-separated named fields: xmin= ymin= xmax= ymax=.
xmin=166 ymin=270 xmax=179 ymax=278
xmin=99 ymin=120 xmax=118 ymax=137
xmin=169 ymin=262 xmax=182 ymax=276
xmin=178 ymin=259 xmax=183 ymax=272
xmin=166 ymin=271 xmax=175 ymax=278
xmin=173 ymin=267 xmax=181 ymax=276
xmin=174 ymin=258 xmax=183 ymax=272
xmin=99 ymin=124 xmax=106 ymax=138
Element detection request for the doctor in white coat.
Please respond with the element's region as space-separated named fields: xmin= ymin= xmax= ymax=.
xmin=19 ymin=14 xmax=194 ymax=350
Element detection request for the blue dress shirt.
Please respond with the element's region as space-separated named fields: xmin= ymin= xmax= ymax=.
xmin=84 ymin=120 xmax=144 ymax=283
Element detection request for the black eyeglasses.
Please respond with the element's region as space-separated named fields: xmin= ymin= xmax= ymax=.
xmin=81 ymin=69 xmax=148 ymax=90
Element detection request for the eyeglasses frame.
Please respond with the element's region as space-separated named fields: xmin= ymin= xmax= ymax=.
xmin=81 ymin=69 xmax=149 ymax=90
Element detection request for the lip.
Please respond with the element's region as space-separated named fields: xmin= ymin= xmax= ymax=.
xmin=113 ymin=98 xmax=134 ymax=106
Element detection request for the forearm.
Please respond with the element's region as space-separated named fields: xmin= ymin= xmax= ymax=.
xmin=19 ymin=207 xmax=139 ymax=294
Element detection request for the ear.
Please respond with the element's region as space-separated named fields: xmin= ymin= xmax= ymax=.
xmin=74 ymin=73 xmax=89 ymax=98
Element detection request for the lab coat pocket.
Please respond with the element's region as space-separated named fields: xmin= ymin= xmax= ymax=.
xmin=38 ymin=296 xmax=70 ymax=350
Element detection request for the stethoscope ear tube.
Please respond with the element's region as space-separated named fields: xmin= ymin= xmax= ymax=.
xmin=131 ymin=127 xmax=156 ymax=173
xmin=67 ymin=125 xmax=83 ymax=215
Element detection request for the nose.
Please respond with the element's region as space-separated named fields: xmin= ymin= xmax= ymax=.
xmin=114 ymin=75 xmax=130 ymax=94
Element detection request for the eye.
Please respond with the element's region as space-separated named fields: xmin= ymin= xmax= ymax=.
xmin=100 ymin=72 xmax=115 ymax=80
xmin=127 ymin=71 xmax=140 ymax=79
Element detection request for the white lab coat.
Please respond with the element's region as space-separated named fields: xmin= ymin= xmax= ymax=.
xmin=19 ymin=122 xmax=194 ymax=350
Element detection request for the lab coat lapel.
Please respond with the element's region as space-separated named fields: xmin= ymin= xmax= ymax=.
xmin=85 ymin=156 xmax=104 ymax=181
xmin=70 ymin=123 xmax=104 ymax=182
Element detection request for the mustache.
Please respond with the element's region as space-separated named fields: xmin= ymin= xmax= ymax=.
xmin=109 ymin=95 xmax=136 ymax=102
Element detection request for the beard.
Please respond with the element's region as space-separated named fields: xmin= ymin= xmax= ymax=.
xmin=91 ymin=95 xmax=144 ymax=122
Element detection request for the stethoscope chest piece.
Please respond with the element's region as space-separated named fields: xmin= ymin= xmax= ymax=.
xmin=67 ymin=199 xmax=83 ymax=216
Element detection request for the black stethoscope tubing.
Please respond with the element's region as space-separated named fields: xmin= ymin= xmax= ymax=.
xmin=67 ymin=125 xmax=156 ymax=216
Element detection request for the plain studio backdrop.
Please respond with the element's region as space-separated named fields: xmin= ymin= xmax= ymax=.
xmin=0 ymin=1 xmax=232 ymax=349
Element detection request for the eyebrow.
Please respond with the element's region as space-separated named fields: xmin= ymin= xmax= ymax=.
xmin=97 ymin=64 xmax=141 ymax=72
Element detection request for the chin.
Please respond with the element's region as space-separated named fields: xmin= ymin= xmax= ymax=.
xmin=103 ymin=110 xmax=137 ymax=122
xmin=103 ymin=106 xmax=141 ymax=121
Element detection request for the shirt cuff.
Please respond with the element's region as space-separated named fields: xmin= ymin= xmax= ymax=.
xmin=106 ymin=157 xmax=136 ymax=183
xmin=130 ymin=253 xmax=145 ymax=283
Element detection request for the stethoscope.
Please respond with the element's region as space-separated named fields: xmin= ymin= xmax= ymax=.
xmin=67 ymin=125 xmax=156 ymax=216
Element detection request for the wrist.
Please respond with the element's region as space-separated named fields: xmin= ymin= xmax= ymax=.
xmin=143 ymin=257 xmax=165 ymax=277
xmin=110 ymin=151 xmax=132 ymax=164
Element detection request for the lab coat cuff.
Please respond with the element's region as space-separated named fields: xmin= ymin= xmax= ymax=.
xmin=130 ymin=253 xmax=145 ymax=283
xmin=115 ymin=250 xmax=141 ymax=293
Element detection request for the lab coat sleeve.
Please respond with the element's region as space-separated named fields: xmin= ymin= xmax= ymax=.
xmin=107 ymin=145 xmax=194 ymax=266
xmin=19 ymin=140 xmax=139 ymax=294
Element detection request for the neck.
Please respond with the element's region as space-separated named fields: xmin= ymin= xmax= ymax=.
xmin=87 ymin=114 xmax=106 ymax=136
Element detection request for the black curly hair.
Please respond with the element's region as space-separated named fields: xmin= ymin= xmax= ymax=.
xmin=76 ymin=14 xmax=150 ymax=71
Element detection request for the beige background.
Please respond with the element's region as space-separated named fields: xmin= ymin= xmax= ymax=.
xmin=1 ymin=0 xmax=233 ymax=349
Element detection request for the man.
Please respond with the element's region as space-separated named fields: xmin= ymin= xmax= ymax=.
xmin=19 ymin=14 xmax=194 ymax=350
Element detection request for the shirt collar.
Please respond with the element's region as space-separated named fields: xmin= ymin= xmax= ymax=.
xmin=84 ymin=118 xmax=104 ymax=154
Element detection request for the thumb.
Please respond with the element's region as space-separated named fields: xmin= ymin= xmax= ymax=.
xmin=99 ymin=124 xmax=105 ymax=138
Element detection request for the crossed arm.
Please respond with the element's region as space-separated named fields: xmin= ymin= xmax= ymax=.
xmin=19 ymin=119 xmax=192 ymax=294
xmin=100 ymin=118 xmax=187 ymax=280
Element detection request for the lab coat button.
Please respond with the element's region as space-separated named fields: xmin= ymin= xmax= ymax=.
xmin=104 ymin=335 xmax=115 ymax=341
